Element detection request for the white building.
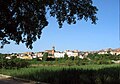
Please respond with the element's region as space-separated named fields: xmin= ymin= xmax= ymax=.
xmin=6 ymin=56 xmax=11 ymax=59
xmin=110 ymin=51 xmax=120 ymax=55
xmin=64 ymin=50 xmax=79 ymax=57
xmin=79 ymin=55 xmax=84 ymax=59
xmin=54 ymin=51 xmax=65 ymax=58
xmin=98 ymin=50 xmax=108 ymax=54
xmin=35 ymin=52 xmax=44 ymax=57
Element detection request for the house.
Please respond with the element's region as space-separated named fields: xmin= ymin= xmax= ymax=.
xmin=79 ymin=55 xmax=84 ymax=59
xmin=24 ymin=52 xmax=33 ymax=56
xmin=98 ymin=50 xmax=108 ymax=54
xmin=64 ymin=50 xmax=79 ymax=57
xmin=5 ymin=56 xmax=11 ymax=59
xmin=54 ymin=51 xmax=65 ymax=58
xmin=21 ymin=56 xmax=32 ymax=59
xmin=83 ymin=52 xmax=89 ymax=57
xmin=110 ymin=48 xmax=120 ymax=55
xmin=34 ymin=52 xmax=44 ymax=58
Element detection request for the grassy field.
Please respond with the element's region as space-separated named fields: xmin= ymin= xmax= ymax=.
xmin=1 ymin=64 xmax=120 ymax=84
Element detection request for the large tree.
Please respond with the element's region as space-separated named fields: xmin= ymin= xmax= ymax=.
xmin=0 ymin=0 xmax=98 ymax=49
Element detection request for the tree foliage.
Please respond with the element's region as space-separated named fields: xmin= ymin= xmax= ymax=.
xmin=64 ymin=53 xmax=68 ymax=60
xmin=42 ymin=52 xmax=48 ymax=61
xmin=0 ymin=0 xmax=98 ymax=49
xmin=0 ymin=56 xmax=30 ymax=69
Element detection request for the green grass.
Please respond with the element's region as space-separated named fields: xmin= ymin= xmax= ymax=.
xmin=1 ymin=64 xmax=120 ymax=84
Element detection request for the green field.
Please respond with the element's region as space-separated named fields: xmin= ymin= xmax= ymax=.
xmin=1 ymin=53 xmax=120 ymax=84
xmin=1 ymin=64 xmax=120 ymax=84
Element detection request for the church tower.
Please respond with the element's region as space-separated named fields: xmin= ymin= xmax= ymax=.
xmin=52 ymin=46 xmax=55 ymax=55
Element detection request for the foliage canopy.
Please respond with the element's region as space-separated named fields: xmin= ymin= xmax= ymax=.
xmin=42 ymin=52 xmax=48 ymax=61
xmin=0 ymin=0 xmax=98 ymax=49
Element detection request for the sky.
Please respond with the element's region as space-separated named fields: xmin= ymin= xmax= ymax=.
xmin=0 ymin=0 xmax=120 ymax=53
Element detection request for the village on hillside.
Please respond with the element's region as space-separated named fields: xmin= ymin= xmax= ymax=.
xmin=4 ymin=46 xmax=120 ymax=60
